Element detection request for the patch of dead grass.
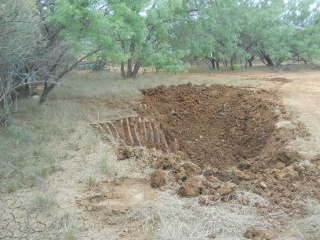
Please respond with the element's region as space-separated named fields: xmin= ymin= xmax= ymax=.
xmin=125 ymin=191 xmax=269 ymax=240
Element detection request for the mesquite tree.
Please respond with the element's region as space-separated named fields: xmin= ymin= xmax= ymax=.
xmin=175 ymin=0 xmax=320 ymax=69
xmin=35 ymin=0 xmax=111 ymax=103
xmin=0 ymin=0 xmax=111 ymax=107
xmin=96 ymin=0 xmax=189 ymax=79
xmin=0 ymin=0 xmax=41 ymax=111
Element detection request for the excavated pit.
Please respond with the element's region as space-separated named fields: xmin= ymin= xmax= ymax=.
xmin=93 ymin=84 xmax=280 ymax=170
xmin=93 ymin=84 xmax=320 ymax=211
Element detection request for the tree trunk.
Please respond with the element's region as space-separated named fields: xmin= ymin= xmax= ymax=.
xmin=210 ymin=59 xmax=214 ymax=69
xmin=245 ymin=56 xmax=254 ymax=69
xmin=127 ymin=58 xmax=133 ymax=78
xmin=132 ymin=60 xmax=141 ymax=79
xmin=39 ymin=82 xmax=56 ymax=104
xmin=230 ymin=54 xmax=237 ymax=70
xmin=121 ymin=62 xmax=126 ymax=79
xmin=215 ymin=59 xmax=219 ymax=69
xmin=223 ymin=59 xmax=228 ymax=67
xmin=260 ymin=51 xmax=274 ymax=67
xmin=230 ymin=60 xmax=235 ymax=70
xmin=210 ymin=59 xmax=216 ymax=69
xmin=120 ymin=60 xmax=141 ymax=79
xmin=210 ymin=59 xmax=219 ymax=70
xmin=248 ymin=56 xmax=254 ymax=67
xmin=127 ymin=41 xmax=135 ymax=78
xmin=265 ymin=55 xmax=274 ymax=67
xmin=120 ymin=41 xmax=141 ymax=79
xmin=275 ymin=59 xmax=283 ymax=67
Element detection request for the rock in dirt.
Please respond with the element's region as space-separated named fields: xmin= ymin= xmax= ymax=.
xmin=179 ymin=176 xmax=202 ymax=197
xmin=150 ymin=170 xmax=166 ymax=187
xmin=260 ymin=182 xmax=267 ymax=189
xmin=312 ymin=153 xmax=320 ymax=164
xmin=205 ymin=175 xmax=221 ymax=184
xmin=203 ymin=168 xmax=219 ymax=176
xmin=244 ymin=226 xmax=271 ymax=240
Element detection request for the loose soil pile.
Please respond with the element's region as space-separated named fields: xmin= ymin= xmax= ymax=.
xmin=97 ymin=84 xmax=319 ymax=214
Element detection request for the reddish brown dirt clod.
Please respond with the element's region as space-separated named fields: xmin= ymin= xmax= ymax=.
xmin=150 ymin=170 xmax=166 ymax=187
xmin=179 ymin=176 xmax=202 ymax=197
xmin=175 ymin=162 xmax=202 ymax=183
xmin=175 ymin=167 xmax=187 ymax=183
xmin=179 ymin=162 xmax=202 ymax=175
xmin=154 ymin=155 xmax=176 ymax=169
xmin=233 ymin=168 xmax=254 ymax=180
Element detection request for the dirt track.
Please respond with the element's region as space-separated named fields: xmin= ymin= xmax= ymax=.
xmin=280 ymin=71 xmax=320 ymax=157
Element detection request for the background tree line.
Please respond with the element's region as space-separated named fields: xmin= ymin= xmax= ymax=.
xmin=0 ymin=0 xmax=319 ymax=112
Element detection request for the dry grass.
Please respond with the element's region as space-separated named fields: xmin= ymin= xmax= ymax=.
xmin=289 ymin=199 xmax=320 ymax=240
xmin=125 ymin=191 xmax=269 ymax=240
xmin=126 ymin=190 xmax=320 ymax=240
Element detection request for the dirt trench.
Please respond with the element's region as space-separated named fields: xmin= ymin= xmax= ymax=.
xmin=94 ymin=83 xmax=320 ymax=212
xmin=139 ymin=84 xmax=280 ymax=169
xmin=95 ymin=84 xmax=283 ymax=169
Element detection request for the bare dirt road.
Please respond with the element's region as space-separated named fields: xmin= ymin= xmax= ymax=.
xmin=280 ymin=71 xmax=320 ymax=157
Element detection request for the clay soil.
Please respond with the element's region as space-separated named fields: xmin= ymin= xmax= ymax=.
xmin=132 ymin=83 xmax=318 ymax=211
xmin=139 ymin=84 xmax=279 ymax=169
